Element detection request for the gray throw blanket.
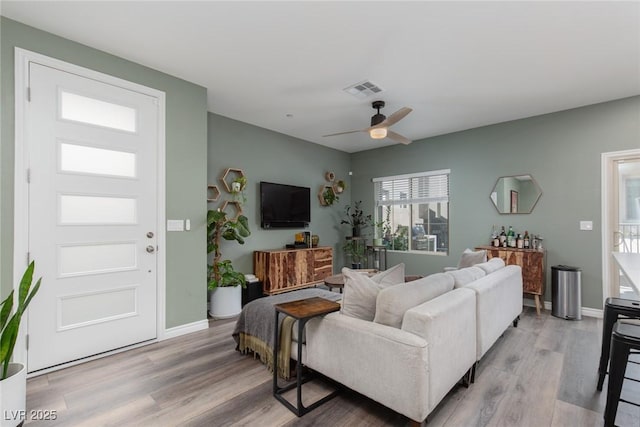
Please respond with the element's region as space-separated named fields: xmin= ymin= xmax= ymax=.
xmin=232 ymin=288 xmax=341 ymax=378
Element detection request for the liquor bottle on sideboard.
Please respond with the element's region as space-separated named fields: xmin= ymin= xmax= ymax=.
xmin=516 ymin=234 xmax=523 ymax=249
xmin=499 ymin=226 xmax=507 ymax=247
xmin=523 ymin=231 xmax=530 ymax=249
xmin=507 ymin=226 xmax=515 ymax=247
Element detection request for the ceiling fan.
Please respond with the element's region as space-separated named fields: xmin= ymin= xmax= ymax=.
xmin=323 ymin=100 xmax=413 ymax=145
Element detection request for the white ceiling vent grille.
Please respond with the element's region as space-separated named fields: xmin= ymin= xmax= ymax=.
xmin=343 ymin=80 xmax=384 ymax=99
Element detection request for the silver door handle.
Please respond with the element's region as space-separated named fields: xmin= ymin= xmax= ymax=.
xmin=146 ymin=232 xmax=154 ymax=238
xmin=146 ymin=245 xmax=155 ymax=253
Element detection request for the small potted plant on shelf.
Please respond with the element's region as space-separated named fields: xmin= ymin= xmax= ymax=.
xmin=323 ymin=187 xmax=338 ymax=206
xmin=340 ymin=201 xmax=372 ymax=237
xmin=230 ymin=176 xmax=248 ymax=204
xmin=373 ymin=220 xmax=385 ymax=246
xmin=207 ymin=209 xmax=251 ymax=319
xmin=0 ymin=261 xmax=42 ymax=427
xmin=333 ymin=179 xmax=346 ymax=194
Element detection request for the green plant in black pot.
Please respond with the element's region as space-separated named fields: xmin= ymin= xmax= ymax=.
xmin=340 ymin=201 xmax=372 ymax=237
xmin=343 ymin=239 xmax=366 ymax=269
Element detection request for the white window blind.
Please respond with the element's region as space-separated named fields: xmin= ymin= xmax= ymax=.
xmin=374 ymin=169 xmax=450 ymax=206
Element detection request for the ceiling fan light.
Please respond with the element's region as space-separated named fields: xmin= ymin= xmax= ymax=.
xmin=370 ymin=127 xmax=387 ymax=139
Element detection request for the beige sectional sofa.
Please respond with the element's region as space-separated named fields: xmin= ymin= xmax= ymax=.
xmin=297 ymin=258 xmax=523 ymax=425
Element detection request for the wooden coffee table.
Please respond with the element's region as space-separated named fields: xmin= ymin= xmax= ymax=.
xmin=273 ymin=297 xmax=340 ymax=416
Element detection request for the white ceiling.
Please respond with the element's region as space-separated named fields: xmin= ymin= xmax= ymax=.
xmin=2 ymin=1 xmax=639 ymax=153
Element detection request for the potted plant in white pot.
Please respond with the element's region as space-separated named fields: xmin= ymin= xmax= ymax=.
xmin=1 ymin=261 xmax=41 ymax=427
xmin=207 ymin=209 xmax=251 ymax=319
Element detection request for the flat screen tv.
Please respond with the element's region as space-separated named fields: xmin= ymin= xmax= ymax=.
xmin=260 ymin=181 xmax=311 ymax=228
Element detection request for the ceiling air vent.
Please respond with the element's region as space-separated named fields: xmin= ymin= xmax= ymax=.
xmin=343 ymin=80 xmax=384 ymax=99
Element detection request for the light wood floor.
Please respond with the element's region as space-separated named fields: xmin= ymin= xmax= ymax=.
xmin=25 ymin=306 xmax=640 ymax=427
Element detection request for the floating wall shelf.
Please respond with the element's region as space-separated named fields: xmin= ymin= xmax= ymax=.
xmin=207 ymin=184 xmax=221 ymax=202
xmin=221 ymin=200 xmax=243 ymax=221
xmin=221 ymin=168 xmax=246 ymax=193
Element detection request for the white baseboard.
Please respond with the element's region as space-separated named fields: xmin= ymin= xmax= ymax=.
xmin=163 ymin=319 xmax=209 ymax=340
xmin=523 ymin=298 xmax=603 ymax=319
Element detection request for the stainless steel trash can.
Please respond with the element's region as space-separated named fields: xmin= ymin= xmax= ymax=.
xmin=551 ymin=265 xmax=582 ymax=320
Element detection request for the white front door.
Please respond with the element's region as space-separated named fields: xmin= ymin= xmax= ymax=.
xmin=26 ymin=62 xmax=160 ymax=372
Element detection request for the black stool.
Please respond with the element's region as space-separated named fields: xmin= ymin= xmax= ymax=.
xmin=603 ymin=321 xmax=640 ymax=427
xmin=597 ymin=297 xmax=640 ymax=391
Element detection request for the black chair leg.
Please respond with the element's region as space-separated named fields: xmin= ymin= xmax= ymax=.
xmin=604 ymin=335 xmax=630 ymax=426
xmin=598 ymin=300 xmax=619 ymax=391
xmin=512 ymin=315 xmax=520 ymax=328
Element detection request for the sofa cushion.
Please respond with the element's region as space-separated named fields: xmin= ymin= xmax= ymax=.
xmin=373 ymin=273 xmax=454 ymax=328
xmin=457 ymin=248 xmax=487 ymax=269
xmin=475 ymin=257 xmax=505 ymax=274
xmin=446 ymin=266 xmax=486 ymax=288
xmin=341 ymin=263 xmax=405 ymax=321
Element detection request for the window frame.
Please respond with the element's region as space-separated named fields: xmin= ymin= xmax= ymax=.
xmin=373 ymin=169 xmax=450 ymax=256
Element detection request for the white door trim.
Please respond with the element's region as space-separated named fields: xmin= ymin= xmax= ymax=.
xmin=13 ymin=48 xmax=167 ymax=367
xmin=601 ymin=148 xmax=640 ymax=302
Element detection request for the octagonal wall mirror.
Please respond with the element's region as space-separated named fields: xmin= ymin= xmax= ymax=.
xmin=490 ymin=175 xmax=542 ymax=214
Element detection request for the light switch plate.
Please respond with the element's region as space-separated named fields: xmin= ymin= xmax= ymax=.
xmin=580 ymin=220 xmax=593 ymax=231
xmin=167 ymin=219 xmax=184 ymax=232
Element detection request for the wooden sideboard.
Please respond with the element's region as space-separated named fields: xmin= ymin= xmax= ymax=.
xmin=254 ymin=247 xmax=333 ymax=295
xmin=476 ymin=245 xmax=546 ymax=315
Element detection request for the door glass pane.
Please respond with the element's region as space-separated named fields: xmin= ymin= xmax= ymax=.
xmin=59 ymin=242 xmax=137 ymax=276
xmin=617 ymin=159 xmax=640 ymax=254
xmin=60 ymin=91 xmax=137 ymax=132
xmin=60 ymin=142 xmax=136 ymax=178
xmin=59 ymin=195 xmax=137 ymax=225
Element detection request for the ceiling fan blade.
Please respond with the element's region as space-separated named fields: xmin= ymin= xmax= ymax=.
xmin=379 ymin=107 xmax=413 ymax=128
xmin=323 ymin=129 xmax=364 ymax=137
xmin=387 ymin=130 xmax=412 ymax=145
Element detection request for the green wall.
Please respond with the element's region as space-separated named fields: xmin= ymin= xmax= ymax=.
xmin=351 ymin=96 xmax=640 ymax=309
xmin=207 ymin=113 xmax=351 ymax=274
xmin=0 ymin=18 xmax=208 ymax=328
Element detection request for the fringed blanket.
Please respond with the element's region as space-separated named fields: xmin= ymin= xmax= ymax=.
xmin=232 ymin=288 xmax=341 ymax=379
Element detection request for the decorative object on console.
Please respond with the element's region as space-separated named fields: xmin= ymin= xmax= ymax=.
xmin=311 ymin=234 xmax=320 ymax=247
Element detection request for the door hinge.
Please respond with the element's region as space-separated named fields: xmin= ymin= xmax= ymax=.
xmin=27 ymin=252 xmax=31 ymax=264
xmin=27 ymin=168 xmax=31 ymax=184
xmin=27 ymin=87 xmax=31 ymax=102
xmin=26 ymin=334 xmax=29 ymax=351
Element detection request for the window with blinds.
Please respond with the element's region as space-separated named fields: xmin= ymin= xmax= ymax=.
xmin=373 ymin=170 xmax=450 ymax=254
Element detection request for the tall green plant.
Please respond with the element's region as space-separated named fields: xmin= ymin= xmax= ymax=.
xmin=0 ymin=261 xmax=41 ymax=380
xmin=207 ymin=210 xmax=251 ymax=289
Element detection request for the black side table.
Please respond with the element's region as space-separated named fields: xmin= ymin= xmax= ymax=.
xmin=273 ymin=297 xmax=340 ymax=416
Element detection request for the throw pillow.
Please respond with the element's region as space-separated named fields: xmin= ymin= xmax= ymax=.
xmin=446 ymin=266 xmax=486 ymax=288
xmin=373 ymin=273 xmax=454 ymax=328
xmin=341 ymin=263 xmax=405 ymax=321
xmin=369 ymin=262 xmax=406 ymax=285
xmin=457 ymin=248 xmax=487 ymax=269
xmin=475 ymin=257 xmax=505 ymax=274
